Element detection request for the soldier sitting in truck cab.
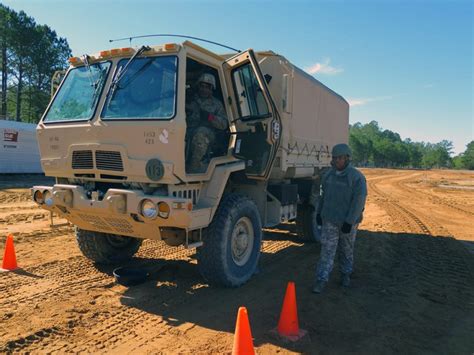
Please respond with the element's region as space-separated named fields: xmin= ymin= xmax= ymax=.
xmin=185 ymin=73 xmax=228 ymax=173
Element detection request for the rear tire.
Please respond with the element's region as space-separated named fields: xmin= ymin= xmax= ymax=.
xmin=296 ymin=203 xmax=321 ymax=243
xmin=76 ymin=228 xmax=142 ymax=264
xmin=197 ymin=194 xmax=262 ymax=287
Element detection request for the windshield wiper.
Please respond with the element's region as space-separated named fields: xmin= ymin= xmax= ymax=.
xmin=90 ymin=64 xmax=107 ymax=108
xmin=118 ymin=58 xmax=154 ymax=89
xmin=108 ymin=45 xmax=150 ymax=99
xmin=82 ymin=54 xmax=95 ymax=88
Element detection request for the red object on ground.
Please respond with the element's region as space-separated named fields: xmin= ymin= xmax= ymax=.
xmin=232 ymin=307 xmax=255 ymax=355
xmin=2 ymin=234 xmax=18 ymax=270
xmin=276 ymin=281 xmax=307 ymax=341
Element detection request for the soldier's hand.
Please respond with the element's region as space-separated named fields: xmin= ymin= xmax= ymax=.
xmin=341 ymin=222 xmax=352 ymax=234
xmin=316 ymin=214 xmax=322 ymax=226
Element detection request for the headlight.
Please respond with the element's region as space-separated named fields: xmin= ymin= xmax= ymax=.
xmin=43 ymin=190 xmax=53 ymax=206
xmin=33 ymin=190 xmax=44 ymax=204
xmin=158 ymin=202 xmax=170 ymax=219
xmin=140 ymin=199 xmax=157 ymax=219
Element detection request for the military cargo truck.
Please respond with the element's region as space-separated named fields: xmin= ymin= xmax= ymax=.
xmin=32 ymin=41 xmax=349 ymax=287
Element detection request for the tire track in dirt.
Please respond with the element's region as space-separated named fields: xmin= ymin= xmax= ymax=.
xmin=0 ymin=257 xmax=112 ymax=313
xmin=0 ymin=212 xmax=50 ymax=225
xmin=365 ymin=174 xmax=474 ymax=353
xmin=0 ymin=239 xmax=195 ymax=315
xmin=0 ymin=241 xmax=195 ymax=308
xmin=48 ymin=237 xmax=308 ymax=353
xmin=0 ymin=203 xmax=37 ymax=212
xmin=3 ymin=172 xmax=471 ymax=353
xmin=0 ymin=244 xmax=197 ymax=353
xmin=0 ymin=190 xmax=32 ymax=204
xmin=46 ymin=306 xmax=175 ymax=353
xmin=0 ymin=326 xmax=64 ymax=353
xmin=372 ymin=173 xmax=468 ymax=239
xmin=1 ymin=228 xmax=305 ymax=353
xmin=1 ymin=225 xmax=74 ymax=245
xmin=368 ymin=176 xmax=473 ymax=308
xmin=136 ymin=241 xmax=195 ymax=261
xmin=368 ymin=178 xmax=432 ymax=235
xmin=392 ymin=174 xmax=474 ymax=217
xmin=0 ymin=227 xmax=74 ymax=292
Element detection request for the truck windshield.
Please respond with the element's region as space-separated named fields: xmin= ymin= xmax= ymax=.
xmin=44 ymin=62 xmax=111 ymax=122
xmin=102 ymin=56 xmax=178 ymax=120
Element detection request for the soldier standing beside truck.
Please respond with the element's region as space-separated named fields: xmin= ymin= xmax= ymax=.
xmin=313 ymin=143 xmax=367 ymax=294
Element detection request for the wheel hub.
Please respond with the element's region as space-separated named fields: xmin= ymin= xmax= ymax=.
xmin=231 ymin=217 xmax=254 ymax=266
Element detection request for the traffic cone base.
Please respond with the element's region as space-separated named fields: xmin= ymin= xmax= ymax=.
xmin=232 ymin=307 xmax=255 ymax=355
xmin=270 ymin=327 xmax=307 ymax=342
xmin=1 ymin=234 xmax=18 ymax=271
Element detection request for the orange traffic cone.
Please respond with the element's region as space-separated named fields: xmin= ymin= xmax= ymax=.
xmin=1 ymin=234 xmax=18 ymax=271
xmin=276 ymin=282 xmax=307 ymax=341
xmin=232 ymin=307 xmax=255 ymax=355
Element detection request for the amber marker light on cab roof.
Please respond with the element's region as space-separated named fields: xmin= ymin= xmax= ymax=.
xmin=68 ymin=57 xmax=81 ymax=65
xmin=100 ymin=50 xmax=111 ymax=58
xmin=164 ymin=43 xmax=177 ymax=51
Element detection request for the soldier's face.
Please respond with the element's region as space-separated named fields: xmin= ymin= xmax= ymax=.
xmin=333 ymin=155 xmax=348 ymax=170
xmin=198 ymin=82 xmax=212 ymax=98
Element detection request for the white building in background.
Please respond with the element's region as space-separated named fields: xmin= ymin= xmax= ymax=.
xmin=0 ymin=120 xmax=42 ymax=173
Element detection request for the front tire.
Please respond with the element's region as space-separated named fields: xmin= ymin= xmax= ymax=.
xmin=197 ymin=194 xmax=262 ymax=287
xmin=76 ymin=228 xmax=142 ymax=264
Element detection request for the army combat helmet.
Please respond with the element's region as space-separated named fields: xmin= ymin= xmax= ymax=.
xmin=332 ymin=143 xmax=352 ymax=158
xmin=198 ymin=73 xmax=216 ymax=90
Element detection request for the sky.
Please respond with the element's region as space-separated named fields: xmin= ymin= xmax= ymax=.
xmin=4 ymin=0 xmax=473 ymax=154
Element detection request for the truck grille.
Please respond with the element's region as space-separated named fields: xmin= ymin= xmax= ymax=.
xmin=72 ymin=150 xmax=93 ymax=169
xmin=95 ymin=150 xmax=124 ymax=171
xmin=171 ymin=188 xmax=200 ymax=204
xmin=72 ymin=150 xmax=124 ymax=172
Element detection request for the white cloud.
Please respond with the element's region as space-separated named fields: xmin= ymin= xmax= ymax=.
xmin=305 ymin=58 xmax=343 ymax=75
xmin=347 ymin=95 xmax=394 ymax=107
xmin=348 ymin=98 xmax=371 ymax=107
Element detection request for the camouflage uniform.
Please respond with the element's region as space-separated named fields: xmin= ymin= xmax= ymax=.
xmin=186 ymin=95 xmax=228 ymax=173
xmin=314 ymin=149 xmax=367 ymax=288
xmin=316 ymin=221 xmax=359 ymax=282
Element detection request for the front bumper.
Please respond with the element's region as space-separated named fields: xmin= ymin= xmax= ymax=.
xmin=32 ymin=184 xmax=211 ymax=240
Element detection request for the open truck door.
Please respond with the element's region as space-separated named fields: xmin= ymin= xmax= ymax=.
xmin=224 ymin=50 xmax=281 ymax=179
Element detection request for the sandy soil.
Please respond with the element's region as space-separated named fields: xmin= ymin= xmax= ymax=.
xmin=0 ymin=169 xmax=473 ymax=354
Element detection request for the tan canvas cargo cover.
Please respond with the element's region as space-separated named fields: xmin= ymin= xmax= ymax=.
xmin=255 ymin=52 xmax=349 ymax=178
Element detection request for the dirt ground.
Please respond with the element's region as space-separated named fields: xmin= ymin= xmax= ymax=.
xmin=0 ymin=169 xmax=473 ymax=354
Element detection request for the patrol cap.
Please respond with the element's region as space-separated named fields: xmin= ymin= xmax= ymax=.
xmin=332 ymin=143 xmax=352 ymax=158
xmin=198 ymin=73 xmax=216 ymax=90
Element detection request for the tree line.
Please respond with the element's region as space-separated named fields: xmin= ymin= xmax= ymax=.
xmin=350 ymin=121 xmax=474 ymax=170
xmin=0 ymin=4 xmax=71 ymax=123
